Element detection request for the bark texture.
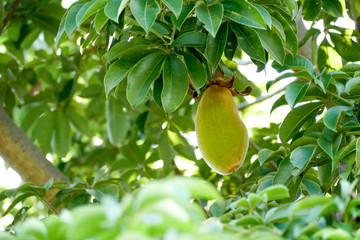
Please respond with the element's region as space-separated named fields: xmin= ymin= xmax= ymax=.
xmin=0 ymin=106 xmax=69 ymax=184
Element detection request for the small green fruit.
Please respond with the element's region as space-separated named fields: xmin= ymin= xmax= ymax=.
xmin=195 ymin=85 xmax=249 ymax=175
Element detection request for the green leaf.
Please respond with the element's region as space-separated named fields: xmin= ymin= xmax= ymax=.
xmin=182 ymin=52 xmax=207 ymax=91
xmin=272 ymin=54 xmax=315 ymax=75
xmin=318 ymin=38 xmax=343 ymax=73
xmin=293 ymin=196 xmax=333 ymax=214
xmin=195 ymin=2 xmax=223 ymax=38
xmin=266 ymin=71 xmax=313 ymax=91
xmin=51 ymin=109 xmax=71 ymax=158
xmin=323 ymin=106 xmax=352 ymax=132
xmin=105 ymin=96 xmax=128 ymax=147
xmin=161 ymin=0 xmax=182 ymax=17
xmin=104 ymin=0 xmax=130 ymax=22
xmin=161 ymin=54 xmax=188 ymax=113
xmin=355 ymin=138 xmax=360 ymax=175
xmin=283 ymin=0 xmax=298 ymax=19
xmin=206 ymin=22 xmax=228 ymax=67
xmin=317 ymin=134 xmax=342 ymax=159
xmin=315 ymin=74 xmax=332 ymax=92
xmin=94 ymin=8 xmax=109 ymax=33
xmin=222 ymin=0 xmax=266 ymax=29
xmin=272 ymin=11 xmax=297 ymax=56
xmin=252 ymin=3 xmax=272 ymax=27
xmin=168 ymin=130 xmax=196 ymax=160
xmin=130 ymin=0 xmax=161 ymax=33
xmin=322 ymin=0 xmax=344 ymax=17
xmin=285 ymin=81 xmax=310 ymax=109
xmin=171 ymin=4 xmax=195 ymax=30
xmin=258 ymin=149 xmax=273 ymax=166
xmin=290 ymin=146 xmax=316 ymax=174
xmin=108 ymin=37 xmax=152 ymax=61
xmin=302 ymin=0 xmax=322 ymax=21
xmin=32 ymin=111 xmax=56 ymax=153
xmin=330 ymin=33 xmax=360 ymax=62
xmin=171 ymin=32 xmax=207 ymax=47
xmin=256 ymin=28 xmax=285 ymax=65
xmin=333 ymin=138 xmax=357 ymax=169
xmin=231 ymin=23 xmax=265 ymax=62
xmin=279 ymin=102 xmax=324 ymax=143
xmin=127 ymin=52 xmax=166 ymax=108
xmin=65 ymin=105 xmax=91 ymax=137
xmin=65 ymin=4 xmax=84 ymax=37
xmin=273 ymin=155 xmax=293 ymax=185
xmin=158 ymin=131 xmax=172 ymax=173
xmin=76 ymin=0 xmax=108 ymax=27
xmin=259 ymin=185 xmax=290 ymax=201
xmin=104 ymin=49 xmax=154 ymax=96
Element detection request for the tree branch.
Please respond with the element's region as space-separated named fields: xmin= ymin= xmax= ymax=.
xmin=237 ymin=85 xmax=286 ymax=110
xmin=0 ymin=106 xmax=70 ymax=201
xmin=0 ymin=0 xmax=21 ymax=35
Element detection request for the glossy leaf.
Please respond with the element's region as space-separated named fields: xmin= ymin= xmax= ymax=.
xmin=317 ymin=134 xmax=342 ymax=160
xmin=285 ymin=81 xmax=310 ymax=109
xmin=171 ymin=32 xmax=207 ymax=47
xmin=290 ymin=146 xmax=316 ymax=175
xmin=195 ymin=2 xmax=223 ymax=38
xmin=279 ymin=102 xmax=324 ymax=143
xmin=272 ymin=11 xmax=297 ymax=56
xmin=171 ymin=4 xmax=195 ymax=30
xmin=266 ymin=71 xmax=313 ymax=91
xmin=231 ymin=23 xmax=265 ymax=62
xmin=256 ymin=28 xmax=285 ymax=65
xmin=272 ymin=54 xmax=315 ymax=75
xmin=130 ymin=0 xmax=161 ymax=33
xmin=322 ymin=0 xmax=344 ymax=17
xmin=318 ymin=38 xmax=343 ymax=73
xmin=182 ymin=52 xmax=207 ymax=91
xmin=161 ymin=0 xmax=182 ymax=17
xmin=127 ymin=52 xmax=166 ymax=108
xmin=273 ymin=156 xmax=293 ymax=185
xmin=302 ymin=0 xmax=322 ymax=21
xmin=161 ymin=54 xmax=188 ymax=113
xmin=222 ymin=0 xmax=266 ymax=30
xmin=105 ymin=0 xmax=130 ymax=22
xmin=107 ymin=38 xmax=152 ymax=61
xmin=330 ymin=33 xmax=360 ymax=62
xmin=104 ymin=50 xmax=154 ymax=96
xmin=65 ymin=4 xmax=84 ymax=37
xmin=206 ymin=22 xmax=228 ymax=67
xmin=94 ymin=8 xmax=108 ymax=33
xmin=283 ymin=0 xmax=298 ymax=19
xmin=76 ymin=0 xmax=108 ymax=27
xmin=323 ymin=106 xmax=352 ymax=132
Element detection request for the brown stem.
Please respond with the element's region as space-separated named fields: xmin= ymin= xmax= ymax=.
xmin=0 ymin=0 xmax=21 ymax=35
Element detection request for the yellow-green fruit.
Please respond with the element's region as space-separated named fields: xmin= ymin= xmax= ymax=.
xmin=195 ymin=85 xmax=249 ymax=175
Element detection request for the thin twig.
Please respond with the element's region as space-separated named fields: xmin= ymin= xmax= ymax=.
xmin=249 ymin=139 xmax=261 ymax=153
xmin=0 ymin=0 xmax=21 ymax=35
xmin=237 ymin=85 xmax=287 ymax=110
xmin=37 ymin=195 xmax=59 ymax=215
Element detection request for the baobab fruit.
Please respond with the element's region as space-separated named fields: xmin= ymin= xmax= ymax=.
xmin=195 ymin=85 xmax=249 ymax=175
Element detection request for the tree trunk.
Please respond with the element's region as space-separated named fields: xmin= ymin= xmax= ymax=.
xmin=0 ymin=106 xmax=69 ymax=185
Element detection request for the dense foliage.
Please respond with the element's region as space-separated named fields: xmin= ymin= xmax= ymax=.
xmin=1 ymin=0 xmax=360 ymax=239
